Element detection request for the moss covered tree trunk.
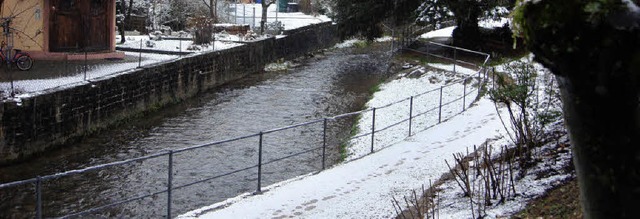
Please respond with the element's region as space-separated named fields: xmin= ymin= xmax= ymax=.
xmin=514 ymin=0 xmax=640 ymax=218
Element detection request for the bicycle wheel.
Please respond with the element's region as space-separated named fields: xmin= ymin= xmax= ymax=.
xmin=15 ymin=55 xmax=33 ymax=71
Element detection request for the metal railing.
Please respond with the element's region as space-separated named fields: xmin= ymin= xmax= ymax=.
xmin=0 ymin=43 xmax=490 ymax=218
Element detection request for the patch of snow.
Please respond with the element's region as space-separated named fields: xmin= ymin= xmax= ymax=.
xmin=1 ymin=52 xmax=177 ymax=98
xmin=437 ymin=133 xmax=572 ymax=218
xmin=479 ymin=17 xmax=510 ymax=29
xmin=420 ymin=26 xmax=456 ymax=39
xmin=117 ymin=37 xmax=243 ymax=53
xmin=334 ymin=36 xmax=393 ymax=49
xmin=623 ymin=0 xmax=640 ymax=14
xmin=228 ymin=3 xmax=331 ymax=30
xmin=428 ymin=63 xmax=479 ymax=76
xmin=346 ymin=69 xmax=481 ymax=160
xmin=179 ymin=96 xmax=509 ymax=219
xmin=375 ymin=36 xmax=394 ymax=42
xmin=334 ymin=39 xmax=361 ymax=48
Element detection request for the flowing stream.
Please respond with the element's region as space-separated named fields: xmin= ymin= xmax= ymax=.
xmin=0 ymin=44 xmax=394 ymax=218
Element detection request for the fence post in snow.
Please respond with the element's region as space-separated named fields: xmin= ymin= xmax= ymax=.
xmin=138 ymin=40 xmax=143 ymax=68
xmin=463 ymin=80 xmax=467 ymax=111
xmin=453 ymin=48 xmax=457 ymax=74
xmin=322 ymin=118 xmax=327 ymax=170
xmin=438 ymin=86 xmax=443 ymax=123
xmin=477 ymin=69 xmax=482 ymax=96
xmin=253 ymin=7 xmax=256 ymax=29
xmin=167 ymin=150 xmax=174 ymax=219
xmin=235 ymin=3 xmax=238 ymax=24
xmin=257 ymin=132 xmax=263 ymax=193
xmin=84 ymin=50 xmax=88 ymax=81
xmin=9 ymin=70 xmax=14 ymax=97
xmin=409 ymin=96 xmax=414 ymax=136
xmin=36 ymin=176 xmax=42 ymax=219
xmin=426 ymin=42 xmax=430 ymax=63
xmin=371 ymin=108 xmax=376 ymax=154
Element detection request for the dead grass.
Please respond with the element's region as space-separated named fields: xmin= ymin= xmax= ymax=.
xmin=513 ymin=177 xmax=583 ymax=219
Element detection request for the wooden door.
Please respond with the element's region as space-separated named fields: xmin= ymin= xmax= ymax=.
xmin=50 ymin=0 xmax=82 ymax=52
xmin=50 ymin=0 xmax=110 ymax=52
xmin=85 ymin=0 xmax=109 ymax=51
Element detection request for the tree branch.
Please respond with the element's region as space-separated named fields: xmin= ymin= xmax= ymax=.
xmin=265 ymin=0 xmax=276 ymax=7
xmin=201 ymin=0 xmax=211 ymax=9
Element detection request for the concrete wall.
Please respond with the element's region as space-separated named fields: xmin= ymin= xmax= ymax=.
xmin=0 ymin=22 xmax=338 ymax=165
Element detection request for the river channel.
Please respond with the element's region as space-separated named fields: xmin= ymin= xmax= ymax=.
xmin=0 ymin=44 xmax=395 ymax=218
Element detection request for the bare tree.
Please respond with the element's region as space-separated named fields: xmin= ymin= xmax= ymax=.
xmin=261 ymin=0 xmax=276 ymax=34
xmin=201 ymin=0 xmax=218 ymax=22
xmin=118 ymin=0 xmax=134 ymax=43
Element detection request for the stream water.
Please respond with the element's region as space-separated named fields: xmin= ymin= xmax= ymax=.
xmin=0 ymin=44 xmax=395 ymax=218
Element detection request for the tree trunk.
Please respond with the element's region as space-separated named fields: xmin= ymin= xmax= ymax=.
xmin=448 ymin=1 xmax=481 ymax=48
xmin=118 ymin=0 xmax=128 ymax=44
xmin=516 ymin=1 xmax=640 ymax=218
xmin=261 ymin=1 xmax=269 ymax=34
xmin=556 ymin=72 xmax=640 ymax=218
xmin=126 ymin=0 xmax=134 ymax=22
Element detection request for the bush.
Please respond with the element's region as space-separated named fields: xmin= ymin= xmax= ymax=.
xmin=489 ymin=59 xmax=561 ymax=171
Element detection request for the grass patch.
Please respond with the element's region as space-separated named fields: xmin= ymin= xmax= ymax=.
xmin=514 ymin=177 xmax=582 ymax=218
xmin=369 ymin=83 xmax=381 ymax=94
xmin=338 ymin=114 xmax=362 ymax=162
xmin=354 ymin=40 xmax=370 ymax=48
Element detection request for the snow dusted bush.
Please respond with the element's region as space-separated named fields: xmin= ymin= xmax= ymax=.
xmin=489 ymin=59 xmax=561 ymax=172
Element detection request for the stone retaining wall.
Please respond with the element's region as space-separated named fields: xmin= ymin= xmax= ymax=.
xmin=0 ymin=22 xmax=338 ymax=164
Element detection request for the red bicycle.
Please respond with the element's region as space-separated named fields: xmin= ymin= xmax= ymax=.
xmin=1 ymin=41 xmax=33 ymax=71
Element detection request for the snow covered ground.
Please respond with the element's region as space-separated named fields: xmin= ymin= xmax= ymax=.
xmin=178 ymin=92 xmax=509 ymax=219
xmin=116 ymin=35 xmax=244 ymax=53
xmin=225 ymin=3 xmax=332 ymax=30
xmin=178 ymin=27 xmax=571 ymax=219
xmin=0 ymin=52 xmax=178 ymax=99
xmin=117 ymin=3 xmax=330 ymax=54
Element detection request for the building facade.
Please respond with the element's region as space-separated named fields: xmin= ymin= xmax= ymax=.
xmin=1 ymin=0 xmax=122 ymax=60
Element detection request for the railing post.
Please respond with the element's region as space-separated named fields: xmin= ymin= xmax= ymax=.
xmin=257 ymin=132 xmax=263 ymax=193
xmin=453 ymin=48 xmax=457 ymax=74
xmin=371 ymin=108 xmax=376 ymax=154
xmin=478 ymin=70 xmax=482 ymax=97
xmin=322 ymin=118 xmax=327 ymax=170
xmin=426 ymin=42 xmax=430 ymax=62
xmin=167 ymin=150 xmax=174 ymax=219
xmin=438 ymin=86 xmax=443 ymax=123
xmin=138 ymin=39 xmax=143 ymax=68
xmin=84 ymin=50 xmax=88 ymax=81
xmin=409 ymin=96 xmax=413 ymax=136
xmin=463 ymin=79 xmax=468 ymax=111
xmin=36 ymin=176 xmax=42 ymax=219
xmin=484 ymin=67 xmax=488 ymax=80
